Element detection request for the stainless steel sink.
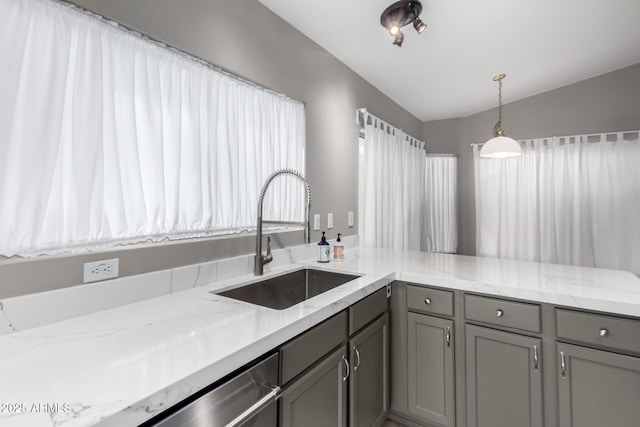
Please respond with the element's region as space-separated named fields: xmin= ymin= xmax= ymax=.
xmin=216 ymin=268 xmax=360 ymax=310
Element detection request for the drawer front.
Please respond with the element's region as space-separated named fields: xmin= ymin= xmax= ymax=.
xmin=556 ymin=309 xmax=640 ymax=355
xmin=464 ymin=294 xmax=541 ymax=333
xmin=280 ymin=310 xmax=348 ymax=385
xmin=349 ymin=287 xmax=388 ymax=335
xmin=407 ymin=285 xmax=454 ymax=316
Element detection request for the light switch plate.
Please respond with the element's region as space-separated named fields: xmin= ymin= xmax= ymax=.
xmin=348 ymin=211 xmax=355 ymax=227
xmin=313 ymin=214 xmax=321 ymax=231
xmin=327 ymin=213 xmax=334 ymax=229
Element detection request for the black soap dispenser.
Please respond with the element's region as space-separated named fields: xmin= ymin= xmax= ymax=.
xmin=317 ymin=231 xmax=331 ymax=263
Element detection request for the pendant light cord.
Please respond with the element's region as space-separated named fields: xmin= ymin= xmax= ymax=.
xmin=493 ymin=74 xmax=506 ymax=137
xmin=498 ymin=78 xmax=503 ymax=126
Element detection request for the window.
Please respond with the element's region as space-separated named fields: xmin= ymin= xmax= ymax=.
xmin=0 ymin=0 xmax=305 ymax=257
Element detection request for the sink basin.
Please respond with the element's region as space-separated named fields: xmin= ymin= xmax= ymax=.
xmin=216 ymin=268 xmax=360 ymax=310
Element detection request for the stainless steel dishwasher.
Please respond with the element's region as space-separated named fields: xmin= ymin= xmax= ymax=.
xmin=150 ymin=352 xmax=280 ymax=427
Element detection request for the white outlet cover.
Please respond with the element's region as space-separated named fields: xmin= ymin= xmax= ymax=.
xmin=83 ymin=258 xmax=119 ymax=283
xmin=327 ymin=213 xmax=333 ymax=229
xmin=348 ymin=211 xmax=355 ymax=227
xmin=313 ymin=214 xmax=321 ymax=231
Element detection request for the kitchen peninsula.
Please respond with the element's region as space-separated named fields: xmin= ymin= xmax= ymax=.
xmin=1 ymin=242 xmax=639 ymax=427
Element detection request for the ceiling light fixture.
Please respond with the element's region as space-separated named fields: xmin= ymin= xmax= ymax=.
xmin=380 ymin=1 xmax=426 ymax=47
xmin=480 ymin=74 xmax=522 ymax=159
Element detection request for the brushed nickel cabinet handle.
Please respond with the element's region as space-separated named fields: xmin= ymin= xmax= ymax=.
xmin=353 ymin=346 xmax=361 ymax=371
xmin=599 ymin=328 xmax=609 ymax=337
xmin=342 ymin=356 xmax=350 ymax=382
xmin=560 ymin=351 xmax=567 ymax=379
xmin=424 ymin=298 xmax=432 ymax=305
xmin=533 ymin=345 xmax=539 ymax=371
xmin=495 ymin=309 xmax=504 ymax=318
xmin=446 ymin=326 xmax=451 ymax=348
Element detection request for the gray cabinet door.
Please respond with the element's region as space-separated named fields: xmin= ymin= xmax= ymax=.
xmin=557 ymin=342 xmax=640 ymax=427
xmin=466 ymin=324 xmax=543 ymax=427
xmin=407 ymin=312 xmax=455 ymax=427
xmin=280 ymin=345 xmax=348 ymax=427
xmin=349 ymin=313 xmax=389 ymax=427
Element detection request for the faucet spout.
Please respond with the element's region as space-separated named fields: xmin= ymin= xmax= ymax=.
xmin=254 ymin=169 xmax=312 ymax=276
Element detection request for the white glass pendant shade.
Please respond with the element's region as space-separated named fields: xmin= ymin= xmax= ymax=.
xmin=482 ymin=74 xmax=522 ymax=159
xmin=480 ymin=135 xmax=522 ymax=158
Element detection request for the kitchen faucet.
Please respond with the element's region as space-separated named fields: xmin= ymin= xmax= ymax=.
xmin=254 ymin=169 xmax=312 ymax=275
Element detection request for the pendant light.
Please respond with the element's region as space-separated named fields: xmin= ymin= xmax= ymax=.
xmin=480 ymin=74 xmax=522 ymax=158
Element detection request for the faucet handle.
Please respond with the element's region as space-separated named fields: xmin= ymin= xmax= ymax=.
xmin=264 ymin=236 xmax=273 ymax=264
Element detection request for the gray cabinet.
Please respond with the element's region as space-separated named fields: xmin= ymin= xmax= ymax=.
xmin=557 ymin=343 xmax=640 ymax=427
xmin=280 ymin=287 xmax=389 ymax=427
xmin=407 ymin=312 xmax=455 ymax=427
xmin=391 ymin=282 xmax=640 ymax=427
xmin=465 ymin=324 xmax=543 ymax=427
xmin=349 ymin=313 xmax=389 ymax=427
xmin=280 ymin=345 xmax=348 ymax=427
xmin=390 ymin=282 xmax=458 ymax=427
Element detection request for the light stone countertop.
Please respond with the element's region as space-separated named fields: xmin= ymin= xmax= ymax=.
xmin=1 ymin=246 xmax=639 ymax=427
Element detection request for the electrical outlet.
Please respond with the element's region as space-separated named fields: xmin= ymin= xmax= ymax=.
xmin=83 ymin=258 xmax=119 ymax=283
xmin=313 ymin=214 xmax=321 ymax=231
xmin=327 ymin=213 xmax=334 ymax=229
xmin=348 ymin=211 xmax=355 ymax=227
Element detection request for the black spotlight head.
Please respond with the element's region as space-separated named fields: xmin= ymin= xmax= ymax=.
xmin=393 ymin=30 xmax=405 ymax=47
xmin=413 ymin=18 xmax=427 ymax=34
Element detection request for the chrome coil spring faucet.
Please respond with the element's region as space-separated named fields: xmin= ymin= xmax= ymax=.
xmin=254 ymin=169 xmax=312 ymax=275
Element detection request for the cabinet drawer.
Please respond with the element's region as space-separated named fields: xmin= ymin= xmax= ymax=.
xmin=407 ymin=285 xmax=454 ymax=316
xmin=349 ymin=287 xmax=387 ymax=335
xmin=556 ymin=309 xmax=640 ymax=355
xmin=464 ymin=294 xmax=541 ymax=333
xmin=280 ymin=310 xmax=348 ymax=385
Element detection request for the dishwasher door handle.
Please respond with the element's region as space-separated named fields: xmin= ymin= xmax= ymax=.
xmin=225 ymin=384 xmax=281 ymax=427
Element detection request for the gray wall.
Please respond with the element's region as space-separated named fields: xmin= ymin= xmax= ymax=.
xmin=0 ymin=0 xmax=421 ymax=298
xmin=423 ymin=63 xmax=640 ymax=256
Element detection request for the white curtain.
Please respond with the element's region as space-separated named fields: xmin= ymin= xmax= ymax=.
xmin=474 ymin=132 xmax=640 ymax=273
xmin=0 ymin=0 xmax=305 ymax=257
xmin=424 ymin=155 xmax=458 ymax=253
xmin=359 ymin=111 xmax=458 ymax=253
xmin=360 ymin=114 xmax=425 ymax=251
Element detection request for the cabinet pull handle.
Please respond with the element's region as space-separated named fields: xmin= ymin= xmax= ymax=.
xmin=446 ymin=326 xmax=451 ymax=347
xmin=353 ymin=346 xmax=361 ymax=371
xmin=495 ymin=309 xmax=504 ymax=318
xmin=560 ymin=351 xmax=567 ymax=379
xmin=533 ymin=345 xmax=539 ymax=371
xmin=599 ymin=328 xmax=609 ymax=337
xmin=342 ymin=356 xmax=350 ymax=382
xmin=424 ymin=297 xmax=432 ymax=305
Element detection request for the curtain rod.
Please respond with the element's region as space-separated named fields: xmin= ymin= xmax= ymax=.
xmin=470 ymin=130 xmax=640 ymax=147
xmin=54 ymin=0 xmax=304 ymax=107
xmin=357 ymin=108 xmax=425 ymax=146
xmin=426 ymin=153 xmax=458 ymax=157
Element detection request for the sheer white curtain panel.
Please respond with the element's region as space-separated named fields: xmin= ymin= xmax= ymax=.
xmin=0 ymin=0 xmax=305 ymax=257
xmin=360 ymin=113 xmax=426 ymax=251
xmin=424 ymin=156 xmax=458 ymax=253
xmin=474 ymin=132 xmax=640 ymax=273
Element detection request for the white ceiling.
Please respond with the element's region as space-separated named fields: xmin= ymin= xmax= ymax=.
xmin=256 ymin=0 xmax=640 ymax=121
